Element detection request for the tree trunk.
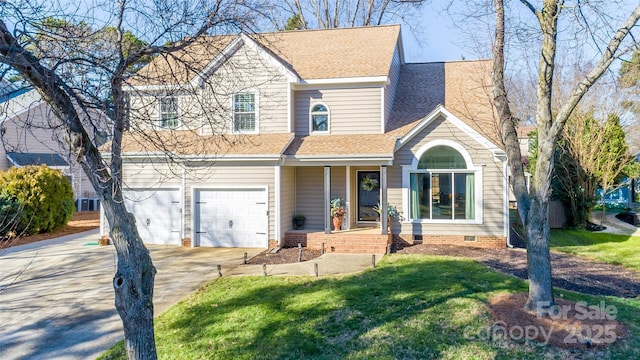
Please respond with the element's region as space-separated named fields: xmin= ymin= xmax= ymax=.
xmin=103 ymin=199 xmax=158 ymax=359
xmin=525 ymin=195 xmax=554 ymax=311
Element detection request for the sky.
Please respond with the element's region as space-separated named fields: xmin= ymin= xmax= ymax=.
xmin=401 ymin=6 xmax=469 ymax=63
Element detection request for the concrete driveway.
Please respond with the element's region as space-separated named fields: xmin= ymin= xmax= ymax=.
xmin=0 ymin=230 xmax=262 ymax=360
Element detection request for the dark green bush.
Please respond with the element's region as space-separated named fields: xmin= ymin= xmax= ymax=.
xmin=0 ymin=190 xmax=24 ymax=237
xmin=0 ymin=165 xmax=74 ymax=235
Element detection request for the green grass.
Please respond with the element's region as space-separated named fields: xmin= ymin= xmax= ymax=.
xmin=550 ymin=229 xmax=640 ymax=271
xmin=99 ymin=255 xmax=640 ymax=360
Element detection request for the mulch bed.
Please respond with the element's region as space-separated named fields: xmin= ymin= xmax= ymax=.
xmin=395 ymin=243 xmax=640 ymax=298
xmin=488 ymin=293 xmax=628 ymax=350
xmin=0 ymin=211 xmax=100 ymax=251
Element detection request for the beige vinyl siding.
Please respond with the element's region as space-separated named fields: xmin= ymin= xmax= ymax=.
xmin=128 ymin=44 xmax=289 ymax=134
xmin=392 ymin=115 xmax=506 ymax=237
xmin=129 ymin=92 xmax=215 ymax=132
xmin=199 ymin=44 xmax=289 ymax=135
xmin=330 ymin=166 xmax=347 ymax=208
xmin=294 ymin=167 xmax=324 ymax=229
xmin=293 ymin=166 xmax=347 ymax=230
xmin=280 ymin=166 xmax=296 ymax=237
xmin=122 ymin=161 xmax=183 ymax=189
xmin=294 ymin=86 xmax=382 ymax=135
xmin=128 ymin=95 xmax=160 ymax=130
xmin=387 ymin=165 xmax=403 ymax=233
xmin=384 ymin=46 xmax=401 ymax=126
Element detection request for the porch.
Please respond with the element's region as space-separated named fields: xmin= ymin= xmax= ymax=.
xmin=283 ymin=227 xmax=391 ymax=254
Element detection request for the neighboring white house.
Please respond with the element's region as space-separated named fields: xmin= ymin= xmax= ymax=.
xmin=101 ymin=25 xmax=510 ymax=252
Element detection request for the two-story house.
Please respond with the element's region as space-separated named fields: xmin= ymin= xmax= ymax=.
xmin=102 ymin=25 xmax=510 ymax=252
xmin=0 ymin=82 xmax=100 ymax=208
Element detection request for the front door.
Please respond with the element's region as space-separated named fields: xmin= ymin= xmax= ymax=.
xmin=357 ymin=171 xmax=380 ymax=222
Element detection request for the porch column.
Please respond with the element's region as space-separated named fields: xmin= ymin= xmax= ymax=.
xmin=380 ymin=165 xmax=388 ymax=234
xmin=324 ymin=166 xmax=331 ymax=234
xmin=345 ymin=166 xmax=351 ymax=230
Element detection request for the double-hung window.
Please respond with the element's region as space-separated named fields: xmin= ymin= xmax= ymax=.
xmin=409 ymin=145 xmax=477 ymax=221
xmin=159 ymin=96 xmax=179 ymax=129
xmin=233 ymin=93 xmax=256 ymax=132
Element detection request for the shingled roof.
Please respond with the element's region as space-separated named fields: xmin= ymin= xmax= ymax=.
xmin=129 ymin=25 xmax=401 ymax=86
xmin=284 ymin=134 xmax=397 ymax=158
xmin=114 ymin=131 xmax=294 ymax=158
xmin=388 ymin=60 xmax=502 ymax=148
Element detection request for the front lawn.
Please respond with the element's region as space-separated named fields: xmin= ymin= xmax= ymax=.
xmin=100 ymin=255 xmax=640 ymax=359
xmin=550 ymin=230 xmax=640 ymax=272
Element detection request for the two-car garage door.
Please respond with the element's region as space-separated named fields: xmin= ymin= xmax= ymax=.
xmin=122 ymin=187 xmax=268 ymax=248
xmin=194 ymin=188 xmax=268 ymax=248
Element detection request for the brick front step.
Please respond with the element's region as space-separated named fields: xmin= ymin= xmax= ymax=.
xmin=284 ymin=231 xmax=391 ymax=254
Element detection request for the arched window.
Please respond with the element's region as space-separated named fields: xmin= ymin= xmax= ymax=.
xmin=310 ymin=103 xmax=329 ymax=133
xmin=409 ymin=145 xmax=476 ymax=221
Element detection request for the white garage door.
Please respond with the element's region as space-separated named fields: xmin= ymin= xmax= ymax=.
xmin=195 ymin=188 xmax=268 ymax=248
xmin=124 ymin=189 xmax=181 ymax=245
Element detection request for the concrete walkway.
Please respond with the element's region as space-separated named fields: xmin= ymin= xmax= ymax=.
xmin=225 ymin=253 xmax=383 ymax=277
xmin=0 ymin=231 xmax=378 ymax=360
xmin=591 ymin=211 xmax=640 ymax=237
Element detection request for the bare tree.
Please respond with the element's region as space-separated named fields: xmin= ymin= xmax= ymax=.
xmin=491 ymin=0 xmax=640 ymax=311
xmin=0 ymin=0 xmax=261 ymax=358
xmin=266 ymin=0 xmax=428 ymax=30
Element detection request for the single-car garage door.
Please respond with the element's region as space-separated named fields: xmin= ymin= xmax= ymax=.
xmin=124 ymin=188 xmax=181 ymax=245
xmin=194 ymin=188 xmax=268 ymax=248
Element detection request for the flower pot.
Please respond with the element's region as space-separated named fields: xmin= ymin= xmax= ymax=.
xmin=293 ymin=216 xmax=305 ymax=230
xmin=332 ymin=216 xmax=342 ymax=231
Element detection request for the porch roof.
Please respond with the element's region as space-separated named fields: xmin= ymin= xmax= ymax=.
xmin=283 ymin=134 xmax=397 ymax=159
xmin=111 ymin=131 xmax=294 ymax=158
xmin=7 ymin=152 xmax=69 ymax=167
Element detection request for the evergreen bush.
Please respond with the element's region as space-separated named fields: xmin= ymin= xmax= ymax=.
xmin=0 ymin=165 xmax=74 ymax=235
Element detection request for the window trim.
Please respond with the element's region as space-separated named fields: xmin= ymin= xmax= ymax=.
xmin=402 ymin=140 xmax=483 ymax=224
xmin=158 ymin=96 xmax=180 ymax=129
xmin=309 ymin=102 xmax=330 ymax=134
xmin=231 ymin=91 xmax=259 ymax=134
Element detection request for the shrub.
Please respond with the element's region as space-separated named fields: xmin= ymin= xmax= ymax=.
xmin=0 ymin=165 xmax=74 ymax=235
xmin=0 ymin=190 xmax=24 ymax=237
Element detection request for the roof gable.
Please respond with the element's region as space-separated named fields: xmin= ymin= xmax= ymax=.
xmin=129 ymin=25 xmax=401 ymax=87
xmin=396 ymin=105 xmax=502 ymax=155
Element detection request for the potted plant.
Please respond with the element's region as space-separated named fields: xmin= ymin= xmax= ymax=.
xmin=330 ymin=197 xmax=345 ymax=231
xmin=373 ymin=203 xmax=401 ymax=232
xmin=293 ymin=213 xmax=306 ymax=229
xmin=373 ymin=203 xmax=400 ymax=218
